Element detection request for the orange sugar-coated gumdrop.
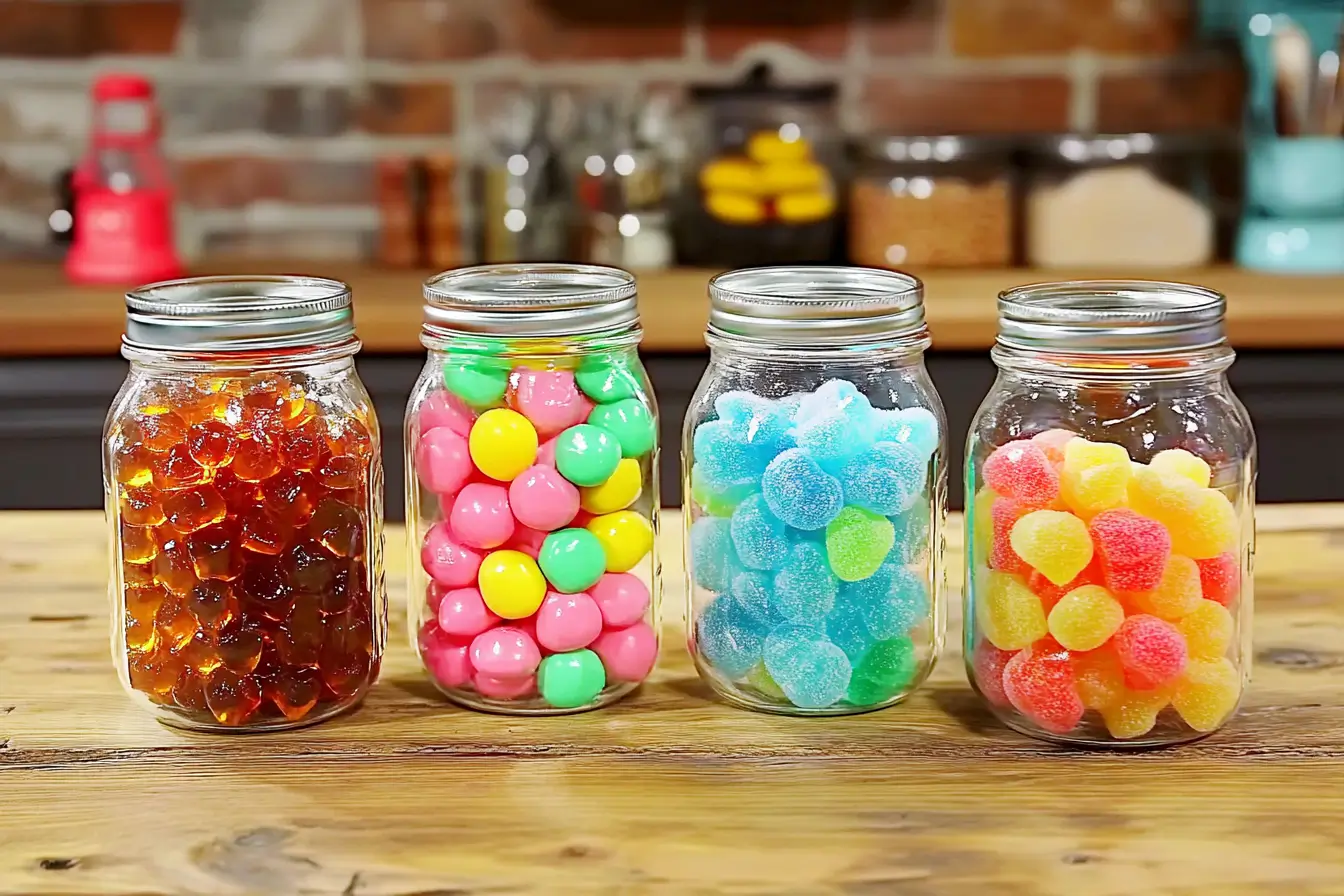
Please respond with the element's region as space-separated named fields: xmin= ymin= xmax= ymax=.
xmin=309 ymin=499 xmax=365 ymax=557
xmin=229 ymin=432 xmax=282 ymax=482
xmin=205 ymin=667 xmax=262 ymax=726
xmin=265 ymin=665 xmax=323 ymax=721
xmin=187 ymin=520 xmax=246 ymax=581
xmin=1112 ymin=614 xmax=1188 ymax=689
xmin=1196 ymin=552 xmax=1240 ymax=607
xmin=187 ymin=579 xmax=236 ymax=632
xmin=263 ymin=469 xmax=318 ymax=527
xmin=215 ymin=617 xmax=264 ymax=674
xmin=186 ymin=420 xmax=236 ymax=468
xmin=274 ymin=593 xmax=325 ymax=667
xmin=121 ymin=486 xmax=166 ymax=527
xmin=153 ymin=537 xmax=198 ymax=597
xmin=1072 ymin=647 xmax=1126 ymax=710
xmin=1028 ymin=556 xmax=1103 ymax=612
xmin=163 ymin=485 xmax=227 ymax=535
xmin=983 ymin=440 xmax=1060 ymax=507
xmin=120 ymin=522 xmax=159 ymax=564
xmin=153 ymin=444 xmax=211 ymax=491
xmin=1129 ymin=554 xmax=1203 ymax=621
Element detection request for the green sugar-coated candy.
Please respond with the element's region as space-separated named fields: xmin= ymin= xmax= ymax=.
xmin=846 ymin=636 xmax=917 ymax=706
xmin=443 ymin=358 xmax=508 ymax=408
xmin=825 ymin=507 xmax=895 ymax=582
xmin=587 ymin=398 xmax=656 ymax=459
xmin=538 ymin=527 xmax=607 ymax=593
xmin=745 ymin=661 xmax=788 ymax=701
xmin=539 ymin=649 xmax=607 ymax=709
xmin=576 ymin=359 xmax=641 ymax=404
xmin=554 ymin=424 xmax=622 ymax=487
xmin=690 ymin=463 xmax=752 ymax=517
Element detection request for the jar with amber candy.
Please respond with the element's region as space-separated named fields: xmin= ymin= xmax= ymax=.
xmin=104 ymin=276 xmax=386 ymax=731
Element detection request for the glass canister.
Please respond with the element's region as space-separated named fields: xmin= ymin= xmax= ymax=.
xmin=684 ymin=267 xmax=946 ymax=715
xmin=965 ymin=281 xmax=1255 ymax=747
xmin=407 ymin=264 xmax=660 ymax=714
xmin=104 ymin=276 xmax=386 ymax=731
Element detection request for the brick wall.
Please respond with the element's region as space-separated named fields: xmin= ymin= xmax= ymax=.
xmin=0 ymin=0 xmax=1243 ymax=261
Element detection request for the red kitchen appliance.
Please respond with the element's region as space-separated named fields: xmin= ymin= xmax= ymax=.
xmin=65 ymin=73 xmax=183 ymax=285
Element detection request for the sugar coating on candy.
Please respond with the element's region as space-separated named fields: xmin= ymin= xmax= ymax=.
xmin=983 ymin=440 xmax=1060 ymax=507
xmin=1089 ymin=509 xmax=1172 ymax=594
xmin=588 ymin=398 xmax=656 ymax=459
xmin=1028 ymin=556 xmax=1103 ymax=613
xmin=579 ymin=457 xmax=642 ymax=515
xmin=1196 ymin=553 xmax=1240 ymax=607
xmin=847 ymin=635 xmax=917 ymax=706
xmin=590 ymin=620 xmax=657 ymax=683
xmin=796 ymin=379 xmax=868 ymax=417
xmin=1128 ymin=468 xmax=1237 ymax=559
xmin=510 ymin=369 xmax=591 ymax=437
xmin=977 ymin=571 xmax=1048 ymax=650
xmin=590 ymin=572 xmax=651 ymax=629
xmin=554 ymin=424 xmax=622 ymax=488
xmin=729 ymin=492 xmax=790 ymax=571
xmin=730 ymin=571 xmax=777 ymax=629
xmin=421 ymin=523 xmax=484 ymax=587
xmin=586 ymin=510 xmax=653 ymax=573
xmin=477 ymin=549 xmax=547 ymax=619
xmin=971 ymin=486 xmax=999 ymax=566
xmin=825 ymin=507 xmax=895 ymax=582
xmin=838 ymin=562 xmax=929 ymax=640
xmin=772 ymin=542 xmax=840 ymax=621
xmin=972 ymin=641 xmax=1015 ymax=707
xmin=689 ymin=515 xmax=738 ymax=592
xmin=840 ymin=441 xmax=925 ymax=516
xmin=761 ymin=448 xmax=844 ymax=531
xmin=1010 ymin=509 xmax=1093 ymax=586
xmin=793 ymin=411 xmax=866 ymax=474
xmin=1047 ymin=585 xmax=1125 ymax=652
xmin=714 ymin=391 xmax=794 ymax=453
xmin=1100 ymin=685 xmax=1171 ymax=739
xmin=468 ymin=408 xmax=539 ymax=482
xmin=1176 ymin=600 xmax=1234 ymax=659
xmin=419 ymin=389 xmax=476 ymax=438
xmin=870 ymin=407 xmax=939 ymax=462
xmin=696 ymin=595 xmax=764 ymax=678
xmin=1060 ymin=438 xmax=1132 ymax=518
xmin=990 ymin=497 xmax=1032 ymax=574
xmin=745 ymin=662 xmax=787 ymax=700
xmin=538 ymin=649 xmax=607 ymax=709
xmin=1172 ymin=656 xmax=1241 ymax=731
xmin=1002 ymin=638 xmax=1084 ymax=735
xmin=886 ymin=501 xmax=931 ymax=566
xmin=692 ymin=420 xmax=763 ymax=493
xmin=826 ymin=599 xmax=875 ymax=665
xmin=690 ymin=462 xmax=753 ymax=517
xmin=763 ymin=626 xmax=852 ymax=709
xmin=1113 ymin=614 xmax=1188 ymax=689
xmin=1072 ymin=647 xmax=1126 ymax=710
xmin=508 ymin=465 xmax=580 ymax=532
xmin=416 ymin=427 xmax=473 ymax=497
xmin=1031 ymin=428 xmax=1077 ymax=467
xmin=1129 ymin=554 xmax=1203 ymax=621
xmin=1150 ymin=448 xmax=1211 ymax=487
xmin=449 ymin=482 xmax=516 ymax=550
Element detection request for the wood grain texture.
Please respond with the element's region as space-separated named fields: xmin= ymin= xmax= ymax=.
xmin=3 ymin=506 xmax=1344 ymax=895
xmin=4 ymin=263 xmax=1344 ymax=355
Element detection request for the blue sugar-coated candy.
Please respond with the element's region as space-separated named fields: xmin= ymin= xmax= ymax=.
xmin=692 ymin=420 xmax=762 ymax=491
xmin=729 ymin=570 xmax=777 ymax=629
xmin=713 ymin=393 xmax=793 ymax=454
xmin=761 ymin=449 xmax=843 ymax=531
xmin=729 ymin=493 xmax=790 ymax=571
xmin=763 ymin=630 xmax=853 ymax=709
xmin=838 ymin=562 xmax=929 ymax=640
xmin=871 ymin=407 xmax=939 ymax=463
xmin=826 ymin=600 xmax=876 ymax=666
xmin=840 ymin=441 xmax=925 ymax=516
xmin=762 ymin=623 xmax=827 ymax=669
xmin=697 ymin=597 xmax=764 ymax=679
xmin=887 ymin=502 xmax=932 ymax=565
xmin=772 ymin=541 xmax=839 ymax=621
xmin=689 ymin=515 xmax=738 ymax=593
xmin=796 ymin=379 xmax=870 ymax=421
xmin=793 ymin=411 xmax=869 ymax=473
xmin=690 ymin=463 xmax=755 ymax=517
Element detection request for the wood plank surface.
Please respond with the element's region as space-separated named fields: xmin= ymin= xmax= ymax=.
xmin=3 ymin=506 xmax=1344 ymax=894
xmin=3 ymin=262 xmax=1344 ymax=356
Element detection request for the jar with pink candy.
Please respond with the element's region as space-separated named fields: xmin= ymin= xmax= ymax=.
xmin=406 ymin=264 xmax=661 ymax=714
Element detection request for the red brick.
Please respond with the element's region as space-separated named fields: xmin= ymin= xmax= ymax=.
xmin=0 ymin=161 xmax=54 ymax=216
xmin=358 ymin=82 xmax=455 ymax=136
xmin=88 ymin=1 xmax=183 ymax=54
xmin=703 ymin=0 xmax=854 ymax=61
xmin=175 ymin=158 xmax=373 ymax=208
xmin=863 ymin=74 xmax=1072 ymax=133
xmin=0 ymin=1 xmax=89 ymax=56
xmin=949 ymin=0 xmax=1191 ymax=57
xmin=864 ymin=0 xmax=940 ymax=56
xmin=361 ymin=0 xmax=502 ymax=60
xmin=1097 ymin=61 xmax=1246 ymax=132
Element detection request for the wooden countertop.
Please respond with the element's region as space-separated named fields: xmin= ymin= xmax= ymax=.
xmin=3 ymin=506 xmax=1343 ymax=893
xmin=3 ymin=262 xmax=1344 ymax=356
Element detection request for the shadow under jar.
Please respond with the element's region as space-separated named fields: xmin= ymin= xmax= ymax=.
xmin=105 ymin=276 xmax=386 ymax=731
xmin=965 ymin=281 xmax=1255 ymax=748
xmin=407 ymin=264 xmax=660 ymax=714
xmin=684 ymin=267 xmax=947 ymax=715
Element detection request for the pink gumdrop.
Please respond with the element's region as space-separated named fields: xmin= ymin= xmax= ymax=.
xmin=511 ymin=370 xmax=591 ymax=437
xmin=537 ymin=436 xmax=558 ymax=468
xmin=508 ymin=525 xmax=548 ymax=560
xmin=590 ymin=573 xmax=651 ymax=628
xmin=470 ymin=626 xmax=542 ymax=679
xmin=1031 ymin=428 xmax=1077 ymax=468
xmin=474 ymin=672 xmax=537 ymax=700
xmin=535 ymin=591 xmax=604 ymax=653
xmin=508 ymin=464 xmax=580 ymax=532
xmin=1113 ymin=615 xmax=1187 ymax=689
xmin=1197 ymin=552 xmax=1240 ymax=607
xmin=971 ymin=640 xmax=1015 ymax=707
xmin=419 ymin=622 xmax=472 ymax=689
xmin=420 ymin=389 xmax=475 ymax=437
xmin=984 ymin=439 xmax=1060 ymax=507
xmin=426 ymin=583 xmax=448 ymax=615
xmin=421 ymin=522 xmax=483 ymax=587
xmin=449 ymin=482 xmax=516 ymax=550
xmin=591 ymin=621 xmax=658 ymax=683
xmin=417 ymin=427 xmax=474 ymax=497
xmin=1089 ymin=509 xmax=1171 ymax=594
xmin=437 ymin=586 xmax=501 ymax=638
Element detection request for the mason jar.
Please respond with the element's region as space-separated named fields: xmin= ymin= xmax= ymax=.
xmin=105 ymin=276 xmax=386 ymax=731
xmin=684 ymin=266 xmax=946 ymax=715
xmin=965 ymin=280 xmax=1255 ymax=747
xmin=407 ymin=264 xmax=661 ymax=714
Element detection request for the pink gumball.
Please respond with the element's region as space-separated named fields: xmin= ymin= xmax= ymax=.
xmin=420 ymin=390 xmax=475 ymax=437
xmin=421 ymin=522 xmax=483 ymax=587
xmin=474 ymin=673 xmax=536 ymax=700
xmin=537 ymin=436 xmax=558 ymax=468
xmin=591 ymin=621 xmax=657 ymax=683
xmin=449 ymin=482 xmax=516 ymax=549
xmin=470 ymin=626 xmax=542 ymax=679
xmin=508 ymin=464 xmax=580 ymax=532
xmin=417 ymin=427 xmax=473 ymax=497
xmin=437 ymin=586 xmax=501 ymax=638
xmin=419 ymin=622 xmax=472 ymax=689
xmin=590 ymin=573 xmax=651 ymax=628
xmin=509 ymin=525 xmax=548 ymax=559
xmin=511 ymin=370 xmax=590 ymax=436
xmin=426 ymin=583 xmax=448 ymax=615
xmin=535 ymin=591 xmax=604 ymax=653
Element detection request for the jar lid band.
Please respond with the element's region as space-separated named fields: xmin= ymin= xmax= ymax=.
xmin=422 ymin=264 xmax=639 ymax=339
xmin=996 ymin=280 xmax=1227 ymax=354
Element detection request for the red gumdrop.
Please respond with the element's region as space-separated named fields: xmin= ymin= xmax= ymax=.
xmin=1089 ymin=509 xmax=1171 ymax=594
xmin=990 ymin=497 xmax=1032 ymax=574
xmin=1001 ymin=637 xmax=1084 ymax=734
xmin=1031 ymin=428 xmax=1077 ymax=467
xmin=1112 ymin=614 xmax=1187 ymax=689
xmin=983 ymin=440 xmax=1060 ymax=507
xmin=972 ymin=640 xmax=1016 ymax=708
xmin=1028 ymin=555 xmax=1104 ymax=612
xmin=1196 ymin=552 xmax=1240 ymax=607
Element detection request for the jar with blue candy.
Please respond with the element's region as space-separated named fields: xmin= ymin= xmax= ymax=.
xmin=683 ymin=266 xmax=946 ymax=715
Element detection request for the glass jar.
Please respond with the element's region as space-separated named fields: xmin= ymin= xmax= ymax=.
xmin=850 ymin=135 xmax=1016 ymax=269
xmin=104 ymin=276 xmax=386 ymax=731
xmin=965 ymin=281 xmax=1255 ymax=747
xmin=684 ymin=267 xmax=946 ymax=715
xmin=407 ymin=264 xmax=661 ymax=714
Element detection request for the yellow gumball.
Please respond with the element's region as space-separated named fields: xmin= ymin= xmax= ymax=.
xmin=579 ymin=458 xmax=643 ymax=514
xmin=477 ymin=549 xmax=546 ymax=619
xmin=469 ymin=408 xmax=538 ymax=481
xmin=586 ymin=511 xmax=654 ymax=573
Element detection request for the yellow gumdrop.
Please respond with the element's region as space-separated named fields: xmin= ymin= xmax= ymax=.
xmin=586 ymin=510 xmax=653 ymax=573
xmin=976 ymin=571 xmax=1047 ymax=650
xmin=1177 ymin=600 xmax=1234 ymax=659
xmin=706 ymin=191 xmax=766 ymax=225
xmin=1074 ymin=648 xmax=1126 ymax=710
xmin=1172 ymin=657 xmax=1241 ymax=732
xmin=579 ymin=458 xmax=643 ymax=514
xmin=758 ymin=160 xmax=827 ymax=194
xmin=468 ymin=408 xmax=538 ymax=481
xmin=746 ymin=130 xmax=811 ymax=164
xmin=1130 ymin=555 xmax=1203 ymax=620
xmin=477 ymin=549 xmax=546 ymax=619
xmin=699 ymin=158 xmax=763 ymax=195
xmin=1060 ymin=439 xmax=1132 ymax=518
xmin=1150 ymin=448 xmax=1211 ymax=487
xmin=1101 ymin=686 xmax=1172 ymax=739
xmin=1047 ymin=585 xmax=1125 ymax=651
xmin=1009 ymin=509 xmax=1094 ymax=586
xmin=776 ymin=191 xmax=836 ymax=224
xmin=1129 ymin=468 xmax=1236 ymax=559
xmin=971 ymin=486 xmax=1000 ymax=566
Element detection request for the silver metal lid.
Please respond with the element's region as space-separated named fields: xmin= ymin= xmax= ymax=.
xmin=708 ymin=266 xmax=926 ymax=345
xmin=423 ymin=264 xmax=639 ymax=339
xmin=124 ymin=275 xmax=355 ymax=353
xmin=864 ymin=135 xmax=1011 ymax=164
xmin=997 ymin=280 xmax=1227 ymax=354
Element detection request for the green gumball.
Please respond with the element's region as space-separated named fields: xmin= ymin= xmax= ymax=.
xmin=575 ymin=358 xmax=641 ymax=404
xmin=587 ymin=398 xmax=656 ymax=458
xmin=554 ymin=424 xmax=622 ymax=487
xmin=539 ymin=649 xmax=607 ymax=709
xmin=443 ymin=356 xmax=508 ymax=408
xmin=538 ymin=528 xmax=607 ymax=593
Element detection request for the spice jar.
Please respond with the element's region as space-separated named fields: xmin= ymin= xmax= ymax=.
xmin=407 ymin=264 xmax=661 ymax=714
xmin=684 ymin=266 xmax=946 ymax=715
xmin=851 ymin=136 xmax=1016 ymax=268
xmin=966 ymin=280 xmax=1254 ymax=747
xmin=105 ymin=276 xmax=386 ymax=731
